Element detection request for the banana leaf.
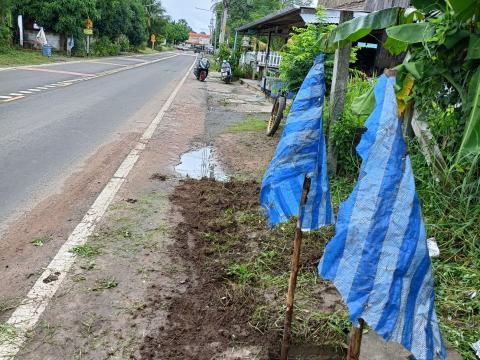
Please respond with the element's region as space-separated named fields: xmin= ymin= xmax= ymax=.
xmin=386 ymin=23 xmax=436 ymax=44
xmin=466 ymin=34 xmax=480 ymax=60
xmin=447 ymin=0 xmax=479 ymax=21
xmin=411 ymin=0 xmax=445 ymax=11
xmin=329 ymin=7 xmax=401 ymax=48
xmin=352 ymin=86 xmax=375 ymax=116
xmin=457 ymin=68 xmax=480 ymax=160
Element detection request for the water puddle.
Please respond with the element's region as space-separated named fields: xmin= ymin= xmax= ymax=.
xmin=175 ymin=146 xmax=228 ymax=181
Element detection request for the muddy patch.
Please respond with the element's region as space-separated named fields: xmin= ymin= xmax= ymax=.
xmin=139 ymin=179 xmax=348 ymax=359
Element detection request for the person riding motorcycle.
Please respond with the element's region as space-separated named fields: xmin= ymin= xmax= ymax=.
xmin=220 ymin=59 xmax=232 ymax=84
xmin=194 ymin=53 xmax=210 ymax=81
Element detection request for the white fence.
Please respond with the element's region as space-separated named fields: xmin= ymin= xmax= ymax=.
xmin=240 ymin=51 xmax=283 ymax=69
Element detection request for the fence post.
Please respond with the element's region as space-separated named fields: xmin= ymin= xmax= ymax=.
xmin=327 ymin=10 xmax=353 ymax=176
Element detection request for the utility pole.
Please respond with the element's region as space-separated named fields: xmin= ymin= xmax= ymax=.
xmin=219 ymin=0 xmax=228 ymax=44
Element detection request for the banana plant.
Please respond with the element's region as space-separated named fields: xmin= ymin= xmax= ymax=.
xmin=325 ymin=0 xmax=480 ymax=162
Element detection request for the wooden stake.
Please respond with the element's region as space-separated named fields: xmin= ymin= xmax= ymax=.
xmin=280 ymin=177 xmax=311 ymax=360
xmin=347 ymin=318 xmax=365 ymax=360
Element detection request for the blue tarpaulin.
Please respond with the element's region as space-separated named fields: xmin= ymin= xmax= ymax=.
xmin=260 ymin=54 xmax=334 ymax=230
xmin=318 ymin=75 xmax=446 ymax=360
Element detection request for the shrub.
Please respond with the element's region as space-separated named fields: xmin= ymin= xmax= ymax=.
xmin=92 ymin=37 xmax=120 ymax=56
xmin=116 ymin=34 xmax=130 ymax=52
xmin=0 ymin=24 xmax=11 ymax=51
xmin=330 ymin=75 xmax=373 ymax=175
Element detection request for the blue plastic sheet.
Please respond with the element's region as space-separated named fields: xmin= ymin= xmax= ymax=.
xmin=260 ymin=54 xmax=334 ymax=230
xmin=318 ymin=75 xmax=446 ymax=360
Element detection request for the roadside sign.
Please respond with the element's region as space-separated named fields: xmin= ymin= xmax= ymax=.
xmin=150 ymin=34 xmax=156 ymax=49
xmin=86 ymin=18 xmax=93 ymax=29
xmin=83 ymin=28 xmax=93 ymax=35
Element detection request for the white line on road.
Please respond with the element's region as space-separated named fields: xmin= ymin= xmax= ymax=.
xmin=1 ymin=54 xmax=181 ymax=105
xmin=0 ymin=95 xmax=12 ymax=99
xmin=0 ymin=59 xmax=195 ymax=359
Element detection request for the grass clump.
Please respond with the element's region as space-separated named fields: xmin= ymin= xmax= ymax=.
xmin=31 ymin=236 xmax=50 ymax=247
xmin=90 ymin=278 xmax=119 ymax=291
xmin=0 ymin=322 xmax=17 ymax=344
xmin=70 ymin=244 xmax=101 ymax=258
xmin=227 ymin=118 xmax=266 ymax=133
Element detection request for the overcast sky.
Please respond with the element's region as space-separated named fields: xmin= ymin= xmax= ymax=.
xmin=162 ymin=0 xmax=319 ymax=34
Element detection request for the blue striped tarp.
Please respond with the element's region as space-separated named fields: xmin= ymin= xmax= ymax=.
xmin=318 ymin=75 xmax=446 ymax=360
xmin=260 ymin=54 xmax=334 ymax=230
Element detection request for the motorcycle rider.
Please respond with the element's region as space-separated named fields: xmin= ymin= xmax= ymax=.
xmin=194 ymin=53 xmax=210 ymax=81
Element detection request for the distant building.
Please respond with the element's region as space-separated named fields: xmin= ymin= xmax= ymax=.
xmin=187 ymin=32 xmax=210 ymax=46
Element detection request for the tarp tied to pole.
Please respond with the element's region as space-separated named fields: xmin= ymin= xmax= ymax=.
xmin=318 ymin=74 xmax=446 ymax=360
xmin=260 ymin=54 xmax=334 ymax=230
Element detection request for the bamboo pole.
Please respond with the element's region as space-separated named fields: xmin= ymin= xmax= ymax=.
xmin=280 ymin=177 xmax=311 ymax=360
xmin=347 ymin=318 xmax=365 ymax=360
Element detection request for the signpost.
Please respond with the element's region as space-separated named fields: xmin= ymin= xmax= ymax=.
xmin=150 ymin=34 xmax=156 ymax=50
xmin=84 ymin=18 xmax=93 ymax=56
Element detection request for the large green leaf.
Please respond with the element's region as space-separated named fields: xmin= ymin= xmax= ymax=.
xmin=447 ymin=0 xmax=478 ymax=21
xmin=329 ymin=7 xmax=401 ymax=47
xmin=384 ymin=36 xmax=409 ymax=55
xmin=386 ymin=23 xmax=436 ymax=44
xmin=443 ymin=29 xmax=470 ymax=49
xmin=352 ymin=86 xmax=375 ymax=116
xmin=457 ymin=67 xmax=480 ymax=159
xmin=466 ymin=34 xmax=480 ymax=60
xmin=411 ymin=0 xmax=446 ymax=11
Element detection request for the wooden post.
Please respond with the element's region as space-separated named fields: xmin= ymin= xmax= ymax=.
xmin=280 ymin=177 xmax=311 ymax=360
xmin=347 ymin=318 xmax=365 ymax=360
xmin=327 ymin=10 xmax=353 ymax=177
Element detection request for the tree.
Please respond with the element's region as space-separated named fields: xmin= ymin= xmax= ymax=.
xmin=165 ymin=19 xmax=191 ymax=44
xmin=0 ymin=0 xmax=12 ymax=48
xmin=96 ymin=0 xmax=147 ymax=46
xmin=13 ymin=0 xmax=97 ymax=38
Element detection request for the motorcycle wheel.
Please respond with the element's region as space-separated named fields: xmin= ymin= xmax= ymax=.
xmin=267 ymin=95 xmax=286 ymax=137
xmin=199 ymin=70 xmax=207 ymax=82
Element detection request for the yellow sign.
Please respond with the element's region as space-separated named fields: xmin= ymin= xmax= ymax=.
xmin=83 ymin=28 xmax=93 ymax=35
xmin=150 ymin=34 xmax=156 ymax=43
xmin=86 ymin=18 xmax=93 ymax=29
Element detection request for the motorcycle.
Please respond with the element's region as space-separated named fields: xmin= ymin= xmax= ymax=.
xmin=194 ymin=56 xmax=210 ymax=82
xmin=220 ymin=60 xmax=232 ymax=84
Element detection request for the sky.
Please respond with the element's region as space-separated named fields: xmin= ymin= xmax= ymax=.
xmin=162 ymin=0 xmax=214 ymax=34
xmin=162 ymin=0 xmax=319 ymax=34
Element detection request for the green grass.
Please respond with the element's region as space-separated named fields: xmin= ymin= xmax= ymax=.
xmin=90 ymin=278 xmax=118 ymax=291
xmin=0 ymin=322 xmax=17 ymax=344
xmin=0 ymin=48 xmax=68 ymax=67
xmin=227 ymin=118 xmax=267 ymax=133
xmin=70 ymin=244 xmax=101 ymax=258
xmin=137 ymin=47 xmax=159 ymax=55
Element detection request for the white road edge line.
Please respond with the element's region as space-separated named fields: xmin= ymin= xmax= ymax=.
xmin=0 ymin=59 xmax=195 ymax=359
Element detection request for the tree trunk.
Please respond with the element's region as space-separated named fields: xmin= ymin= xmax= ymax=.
xmin=327 ymin=10 xmax=353 ymax=177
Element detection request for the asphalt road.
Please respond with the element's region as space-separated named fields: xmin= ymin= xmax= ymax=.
xmin=0 ymin=52 xmax=195 ymax=229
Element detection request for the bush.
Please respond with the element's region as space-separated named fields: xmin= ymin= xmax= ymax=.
xmin=330 ymin=75 xmax=373 ymax=175
xmin=233 ymin=64 xmax=253 ymax=79
xmin=92 ymin=37 xmax=120 ymax=56
xmin=0 ymin=24 xmax=11 ymax=51
xmin=116 ymin=34 xmax=130 ymax=52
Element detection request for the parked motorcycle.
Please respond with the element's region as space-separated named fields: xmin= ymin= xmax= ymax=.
xmin=220 ymin=60 xmax=232 ymax=84
xmin=194 ymin=56 xmax=210 ymax=82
